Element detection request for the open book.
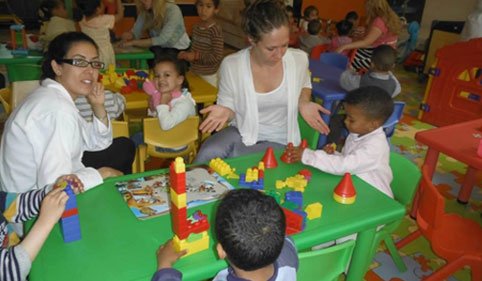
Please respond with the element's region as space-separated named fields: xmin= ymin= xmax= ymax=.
xmin=115 ymin=165 xmax=235 ymax=220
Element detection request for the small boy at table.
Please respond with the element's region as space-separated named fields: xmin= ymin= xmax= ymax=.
xmin=151 ymin=189 xmax=298 ymax=281
xmin=290 ymin=86 xmax=394 ymax=198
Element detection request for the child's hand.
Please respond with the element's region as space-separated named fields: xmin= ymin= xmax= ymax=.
xmin=37 ymin=188 xmax=69 ymax=226
xmin=323 ymin=143 xmax=337 ymax=154
xmin=178 ymin=51 xmax=196 ymax=62
xmin=290 ymin=145 xmax=305 ymax=162
xmin=53 ymin=174 xmax=85 ymax=194
xmin=156 ymin=239 xmax=187 ymax=270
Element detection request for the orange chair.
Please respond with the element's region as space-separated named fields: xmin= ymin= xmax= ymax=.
xmin=396 ymin=166 xmax=482 ymax=280
xmin=310 ymin=43 xmax=330 ymax=60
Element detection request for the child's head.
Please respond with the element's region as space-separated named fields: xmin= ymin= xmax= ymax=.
xmin=215 ymin=189 xmax=286 ymax=271
xmin=343 ymin=86 xmax=394 ymax=135
xmin=149 ymin=47 xmax=189 ymax=94
xmin=371 ymin=45 xmax=397 ymax=72
xmin=345 ymin=11 xmax=359 ymax=25
xmin=196 ymin=0 xmax=220 ymax=22
xmin=38 ymin=0 xmax=67 ymax=21
xmin=286 ymin=5 xmax=295 ymax=25
xmin=77 ymin=0 xmax=103 ymax=18
xmin=307 ymin=19 xmax=322 ymax=35
xmin=303 ymin=5 xmax=319 ymax=20
xmin=335 ymin=20 xmax=353 ymax=36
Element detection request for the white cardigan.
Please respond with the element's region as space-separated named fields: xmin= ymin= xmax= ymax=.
xmin=217 ymin=48 xmax=312 ymax=146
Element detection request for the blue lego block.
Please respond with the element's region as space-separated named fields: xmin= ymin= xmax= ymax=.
xmin=64 ymin=185 xmax=78 ymax=210
xmin=285 ymin=191 xmax=303 ymax=209
xmin=239 ymin=174 xmax=264 ymax=190
xmin=60 ymin=214 xmax=81 ymax=243
xmin=291 ymin=209 xmax=307 ymax=230
xmin=136 ymin=70 xmax=148 ymax=78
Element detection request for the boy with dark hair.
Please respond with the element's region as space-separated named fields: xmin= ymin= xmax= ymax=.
xmin=340 ymin=44 xmax=401 ymax=97
xmin=299 ymin=19 xmax=330 ymax=54
xmin=330 ymin=20 xmax=353 ymax=55
xmin=151 ymin=189 xmax=298 ymax=281
xmin=290 ymin=86 xmax=395 ymax=198
xmin=344 ymin=10 xmax=365 ymax=40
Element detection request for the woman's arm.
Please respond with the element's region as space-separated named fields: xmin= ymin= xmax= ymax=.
xmin=336 ymin=25 xmax=383 ymax=53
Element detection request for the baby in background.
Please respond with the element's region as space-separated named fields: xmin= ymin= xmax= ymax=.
xmin=289 ymin=86 xmax=395 ymax=198
xmin=330 ymin=20 xmax=353 ymax=55
xmin=340 ymin=44 xmax=401 ymax=98
xmin=299 ymin=19 xmax=330 ymax=54
xmin=299 ymin=5 xmax=319 ymax=33
xmin=77 ymin=0 xmax=124 ymax=68
xmin=38 ymin=0 xmax=77 ymax=51
xmin=178 ymin=0 xmax=223 ymax=88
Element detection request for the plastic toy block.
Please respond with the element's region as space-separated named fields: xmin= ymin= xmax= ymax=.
xmin=186 ymin=216 xmax=209 ymax=234
xmin=282 ymin=201 xmax=299 ymax=211
xmin=261 ymin=147 xmax=278 ymax=168
xmin=275 ymin=180 xmax=286 ymax=189
xmin=282 ymin=207 xmax=304 ymax=235
xmin=61 ymin=207 xmax=78 ymax=218
xmin=333 ymin=173 xmax=356 ymax=204
xmin=313 ymin=77 xmax=321 ymax=83
xmin=169 ymin=188 xmax=187 ymax=209
xmin=298 ymin=169 xmax=312 ymax=181
xmin=285 ymin=175 xmax=308 ymax=192
xmin=239 ymin=174 xmax=264 ymax=190
xmin=136 ymin=70 xmax=149 ymax=78
xmin=245 ymin=168 xmax=259 ymax=182
xmin=170 ymin=205 xmax=189 ymax=239
xmin=305 ymin=203 xmax=322 ymax=220
xmin=60 ymin=215 xmax=81 ymax=243
xmin=281 ymin=143 xmax=297 ymax=163
xmin=258 ymin=161 xmax=265 ymax=171
xmin=285 ymin=191 xmax=303 ymax=209
xmin=209 ymin=158 xmax=236 ymax=177
xmin=191 ymin=210 xmax=207 ymax=221
xmin=63 ymin=186 xmax=78 ymax=213
xmin=173 ymin=157 xmax=186 ymax=173
xmin=173 ymin=231 xmax=209 ymax=258
xmin=125 ymin=69 xmax=136 ymax=77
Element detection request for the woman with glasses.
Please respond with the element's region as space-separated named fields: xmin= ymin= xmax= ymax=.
xmin=0 ymin=32 xmax=135 ymax=194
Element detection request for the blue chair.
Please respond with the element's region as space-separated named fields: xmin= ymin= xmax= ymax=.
xmin=383 ymin=101 xmax=405 ymax=138
xmin=319 ymin=52 xmax=349 ymax=70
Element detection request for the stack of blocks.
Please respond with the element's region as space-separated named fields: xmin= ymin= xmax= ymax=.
xmin=208 ymin=158 xmax=239 ymax=179
xmin=282 ymin=191 xmax=307 ymax=235
xmin=170 ymin=157 xmax=210 ymax=257
xmin=238 ymin=162 xmax=265 ymax=190
xmin=59 ymin=183 xmax=81 ymax=243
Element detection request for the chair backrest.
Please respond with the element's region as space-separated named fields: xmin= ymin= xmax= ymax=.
xmin=310 ymin=43 xmax=330 ymax=60
xmin=11 ymin=80 xmax=39 ymax=110
xmin=143 ymin=116 xmax=200 ymax=148
xmin=383 ymin=101 xmax=405 ymax=138
xmin=417 ymin=165 xmax=446 ymax=239
xmin=297 ymin=240 xmax=355 ymax=281
xmin=298 ymin=114 xmax=318 ymax=150
xmin=390 ymin=152 xmax=421 ymax=206
xmin=319 ymin=52 xmax=349 ymax=70
xmin=112 ymin=120 xmax=130 ymax=138
xmin=7 ymin=64 xmax=42 ymax=111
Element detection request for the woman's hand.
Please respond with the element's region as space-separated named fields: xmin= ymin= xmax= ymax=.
xmin=199 ymin=105 xmax=233 ymax=134
xmin=87 ymin=82 xmax=105 ymax=107
xmin=299 ymin=100 xmax=330 ymax=135
xmin=335 ymin=45 xmax=346 ymax=54
xmin=98 ymin=167 xmax=123 ymax=179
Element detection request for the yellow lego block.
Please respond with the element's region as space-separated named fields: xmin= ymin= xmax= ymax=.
xmin=173 ymin=231 xmax=210 ymax=258
xmin=209 ymin=158 xmax=236 ymax=177
xmin=258 ymin=161 xmax=265 ymax=171
xmin=305 ymin=202 xmax=323 ymax=220
xmin=313 ymin=77 xmax=321 ymax=83
xmin=245 ymin=168 xmax=259 ymax=182
xmin=170 ymin=188 xmax=187 ymax=209
xmin=173 ymin=157 xmax=185 ymax=173
xmin=275 ymin=180 xmax=286 ymax=189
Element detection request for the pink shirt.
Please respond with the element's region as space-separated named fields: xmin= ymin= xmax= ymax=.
xmin=371 ymin=17 xmax=398 ymax=48
xmin=330 ymin=36 xmax=352 ymax=55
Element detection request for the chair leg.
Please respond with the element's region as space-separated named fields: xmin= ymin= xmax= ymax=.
xmin=384 ymin=236 xmax=407 ymax=272
xmin=395 ymin=229 xmax=421 ymax=249
xmin=138 ymin=144 xmax=147 ymax=172
xmin=423 ymin=256 xmax=469 ymax=281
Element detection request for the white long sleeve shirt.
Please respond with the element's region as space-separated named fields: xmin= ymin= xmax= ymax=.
xmin=0 ymin=79 xmax=112 ymax=193
xmin=302 ymin=127 xmax=393 ymax=198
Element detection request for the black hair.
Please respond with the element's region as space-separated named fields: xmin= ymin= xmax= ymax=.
xmin=41 ymin=32 xmax=99 ymax=81
xmin=335 ymin=20 xmax=353 ymax=36
xmin=286 ymin=5 xmax=294 ymax=14
xmin=148 ymin=46 xmax=190 ymax=90
xmin=38 ymin=0 xmax=63 ymax=22
xmin=242 ymin=0 xmax=288 ymax=42
xmin=215 ymin=189 xmax=286 ymax=271
xmin=196 ymin=0 xmax=220 ymax=8
xmin=303 ymin=5 xmax=318 ymax=19
xmin=307 ymin=19 xmax=322 ymax=35
xmin=77 ymin=0 xmax=102 ymax=18
xmin=371 ymin=44 xmax=397 ymax=72
xmin=344 ymin=86 xmax=394 ymax=123
xmin=345 ymin=11 xmax=359 ymax=22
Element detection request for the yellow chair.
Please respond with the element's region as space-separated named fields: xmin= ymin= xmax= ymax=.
xmin=111 ymin=120 xmax=139 ymax=174
xmin=138 ymin=116 xmax=200 ymax=172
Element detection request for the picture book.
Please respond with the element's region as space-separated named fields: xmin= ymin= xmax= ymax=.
xmin=115 ymin=165 xmax=235 ymax=220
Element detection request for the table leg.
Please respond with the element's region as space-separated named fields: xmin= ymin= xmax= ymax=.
xmin=346 ymin=228 xmax=376 ymax=281
xmin=316 ymin=100 xmax=334 ymax=149
xmin=457 ymin=166 xmax=479 ymax=204
xmin=410 ymin=148 xmax=439 ymax=218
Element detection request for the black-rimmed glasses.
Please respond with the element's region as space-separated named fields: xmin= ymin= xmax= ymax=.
xmin=58 ymin=58 xmax=105 ymax=70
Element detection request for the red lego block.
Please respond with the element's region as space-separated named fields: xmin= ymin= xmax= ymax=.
xmin=298 ymin=169 xmax=312 ymax=181
xmin=187 ymin=217 xmax=210 ymax=234
xmin=169 ymin=163 xmax=186 ymax=193
xmin=282 ymin=207 xmax=304 ymax=235
xmin=61 ymin=208 xmax=79 ymax=219
xmin=125 ymin=69 xmax=136 ymax=77
xmin=170 ymin=204 xmax=189 ymax=239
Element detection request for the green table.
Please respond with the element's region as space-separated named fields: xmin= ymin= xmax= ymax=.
xmin=27 ymin=151 xmax=404 ymax=281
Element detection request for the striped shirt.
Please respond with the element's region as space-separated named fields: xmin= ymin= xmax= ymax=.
xmin=75 ymin=90 xmax=126 ymax=122
xmin=190 ymin=22 xmax=224 ymax=75
xmin=1 ymin=186 xmax=49 ymax=281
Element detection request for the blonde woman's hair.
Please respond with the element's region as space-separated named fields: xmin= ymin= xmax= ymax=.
xmin=136 ymin=0 xmax=167 ymax=31
xmin=365 ymin=0 xmax=402 ymax=35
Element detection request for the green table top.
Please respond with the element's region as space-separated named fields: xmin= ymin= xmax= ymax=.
xmin=28 ymin=151 xmax=404 ymax=281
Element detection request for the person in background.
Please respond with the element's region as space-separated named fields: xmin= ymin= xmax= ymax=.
xmin=38 ymin=0 xmax=77 ymax=51
xmin=299 ymin=19 xmax=330 ymax=54
xmin=77 ymin=0 xmax=124 ymax=68
xmin=299 ymin=5 xmax=319 ymax=33
xmin=0 ymin=32 xmax=133 ymax=195
xmin=345 ymin=10 xmax=366 ymax=40
xmin=286 ymin=5 xmax=300 ymax=47
xmin=75 ymin=90 xmax=126 ymax=122
xmin=178 ymin=0 xmax=223 ymax=87
xmin=0 ymin=175 xmax=80 ymax=281
xmin=329 ymin=20 xmax=353 ymax=55
xmin=120 ymin=0 xmax=190 ymax=50
xmin=194 ymin=0 xmax=330 ymax=163
xmin=289 ymin=86 xmax=395 ymax=198
xmin=151 ymin=188 xmax=298 ymax=281
xmin=336 ymin=0 xmax=401 ymax=72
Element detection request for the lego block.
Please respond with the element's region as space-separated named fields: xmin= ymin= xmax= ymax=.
xmin=173 ymin=231 xmax=209 ymax=258
xmin=209 ymin=158 xmax=236 ymax=176
xmin=285 ymin=191 xmax=303 ymax=209
xmin=282 ymin=207 xmax=305 ymax=235
xmin=276 ymin=180 xmax=286 ymax=189
xmin=172 ymin=157 xmax=186 ymax=173
xmin=169 ymin=188 xmax=187 ymax=209
xmin=60 ymin=215 xmax=81 ymax=243
xmin=305 ymin=203 xmax=323 ymax=220
xmin=61 ymin=207 xmax=79 ymax=218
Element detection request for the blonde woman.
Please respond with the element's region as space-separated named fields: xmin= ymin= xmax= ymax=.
xmin=120 ymin=0 xmax=190 ymax=50
xmin=336 ymin=0 xmax=401 ymax=72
